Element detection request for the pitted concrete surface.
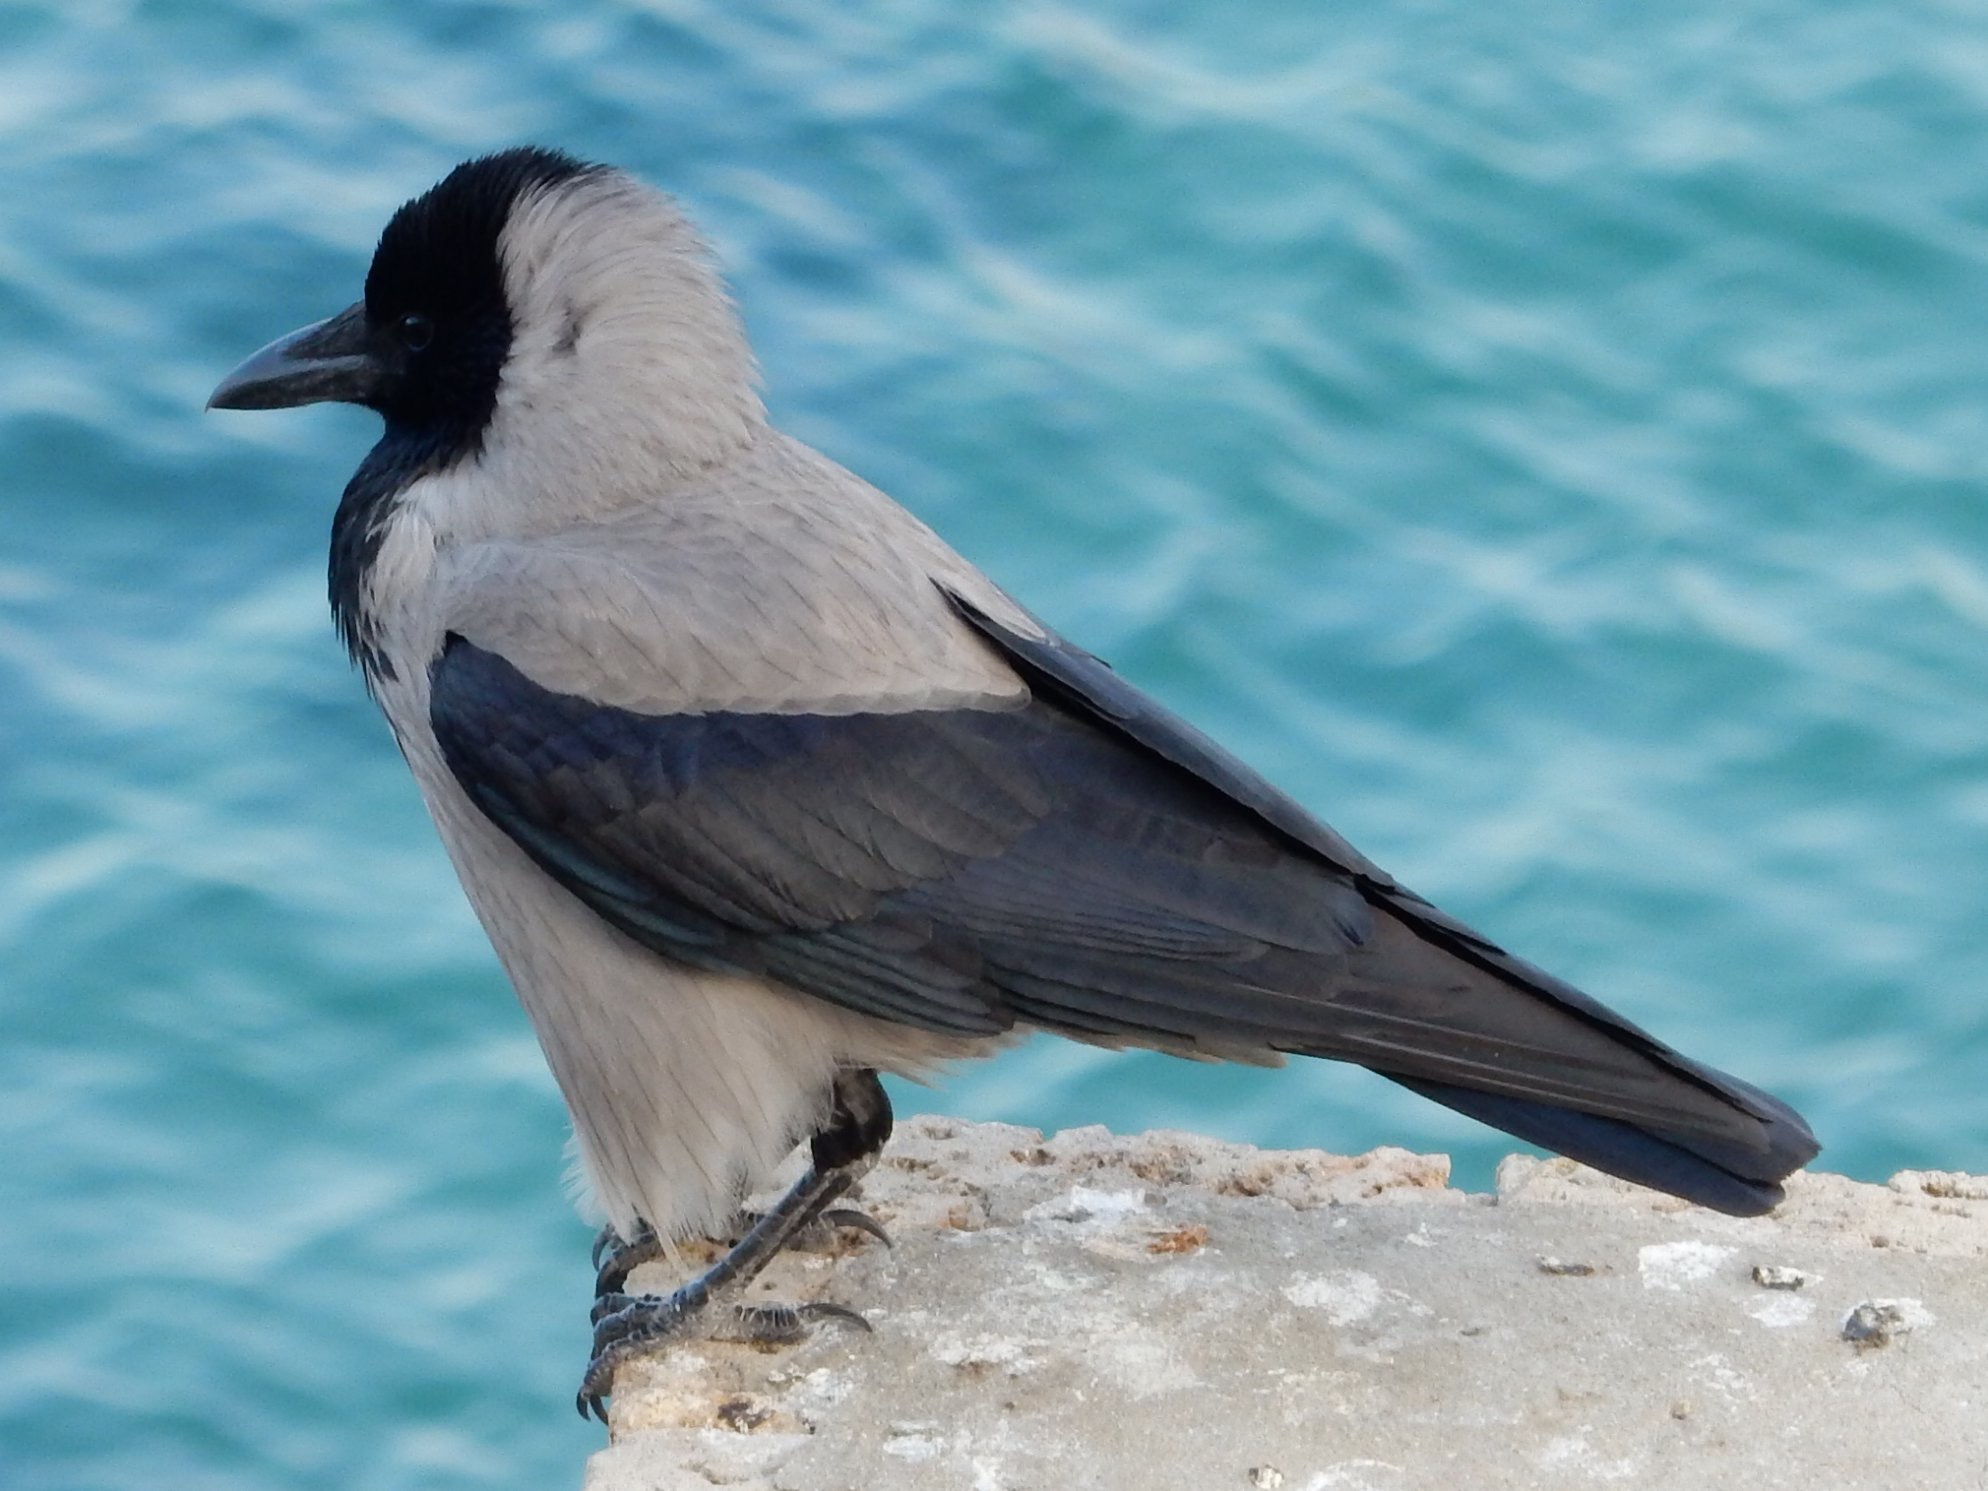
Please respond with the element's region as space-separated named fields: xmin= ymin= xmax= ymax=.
xmin=583 ymin=1118 xmax=1988 ymax=1491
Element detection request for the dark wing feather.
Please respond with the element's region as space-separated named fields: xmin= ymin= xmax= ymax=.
xmin=431 ymin=633 xmax=1369 ymax=1040
xmin=941 ymin=591 xmax=1819 ymax=1209
xmin=429 ymin=613 xmax=1817 ymax=1215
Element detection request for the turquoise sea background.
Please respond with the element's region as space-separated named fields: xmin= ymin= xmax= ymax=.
xmin=6 ymin=2 xmax=1987 ymax=1486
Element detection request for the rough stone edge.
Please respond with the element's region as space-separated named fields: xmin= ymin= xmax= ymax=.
xmin=582 ymin=1117 xmax=1988 ymax=1489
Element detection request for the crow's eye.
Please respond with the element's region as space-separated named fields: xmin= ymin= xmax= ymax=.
xmin=396 ymin=312 xmax=434 ymax=352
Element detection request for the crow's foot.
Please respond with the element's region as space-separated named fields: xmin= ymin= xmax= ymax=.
xmin=574 ymin=1069 xmax=894 ymax=1424
xmin=577 ymin=1291 xmax=870 ymax=1421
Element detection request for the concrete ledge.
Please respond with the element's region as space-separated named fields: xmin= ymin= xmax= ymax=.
xmin=585 ymin=1118 xmax=1988 ymax=1491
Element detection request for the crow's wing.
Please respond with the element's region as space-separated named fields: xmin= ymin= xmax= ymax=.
xmin=428 ymin=584 xmax=1815 ymax=1214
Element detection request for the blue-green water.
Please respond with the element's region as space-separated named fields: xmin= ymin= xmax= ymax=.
xmin=6 ymin=2 xmax=1987 ymax=1486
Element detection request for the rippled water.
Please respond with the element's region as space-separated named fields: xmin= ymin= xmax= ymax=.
xmin=7 ymin=3 xmax=1987 ymax=1487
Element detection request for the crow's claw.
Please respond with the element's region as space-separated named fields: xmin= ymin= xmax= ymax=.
xmin=817 ymin=1207 xmax=893 ymax=1250
xmin=709 ymin=1298 xmax=873 ymax=1345
xmin=591 ymin=1219 xmax=653 ymax=1272
xmin=593 ymin=1220 xmax=665 ymax=1298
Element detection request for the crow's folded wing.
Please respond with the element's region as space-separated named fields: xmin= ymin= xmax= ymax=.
xmin=428 ymin=585 xmax=1818 ymax=1214
xmin=429 ymin=629 xmax=1376 ymax=1047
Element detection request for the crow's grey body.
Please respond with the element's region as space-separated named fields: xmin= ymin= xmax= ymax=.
xmin=367 ymin=431 xmax=1040 ymax=1239
xmin=211 ymin=149 xmax=1818 ymax=1275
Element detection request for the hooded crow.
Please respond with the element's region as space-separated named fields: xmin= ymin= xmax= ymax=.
xmin=210 ymin=147 xmax=1818 ymax=1418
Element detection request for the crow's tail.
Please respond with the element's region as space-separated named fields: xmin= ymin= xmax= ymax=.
xmin=1391 ymin=1066 xmax=1819 ymax=1216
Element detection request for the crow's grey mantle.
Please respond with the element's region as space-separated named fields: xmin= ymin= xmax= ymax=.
xmin=583 ymin=1117 xmax=1988 ymax=1491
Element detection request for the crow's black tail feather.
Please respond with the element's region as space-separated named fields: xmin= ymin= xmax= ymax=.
xmin=1393 ymin=1073 xmax=1820 ymax=1217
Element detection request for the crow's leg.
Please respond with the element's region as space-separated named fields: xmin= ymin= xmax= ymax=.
xmin=577 ymin=1069 xmax=894 ymax=1421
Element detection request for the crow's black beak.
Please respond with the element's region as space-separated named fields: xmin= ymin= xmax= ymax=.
xmin=208 ymin=302 xmax=385 ymax=411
